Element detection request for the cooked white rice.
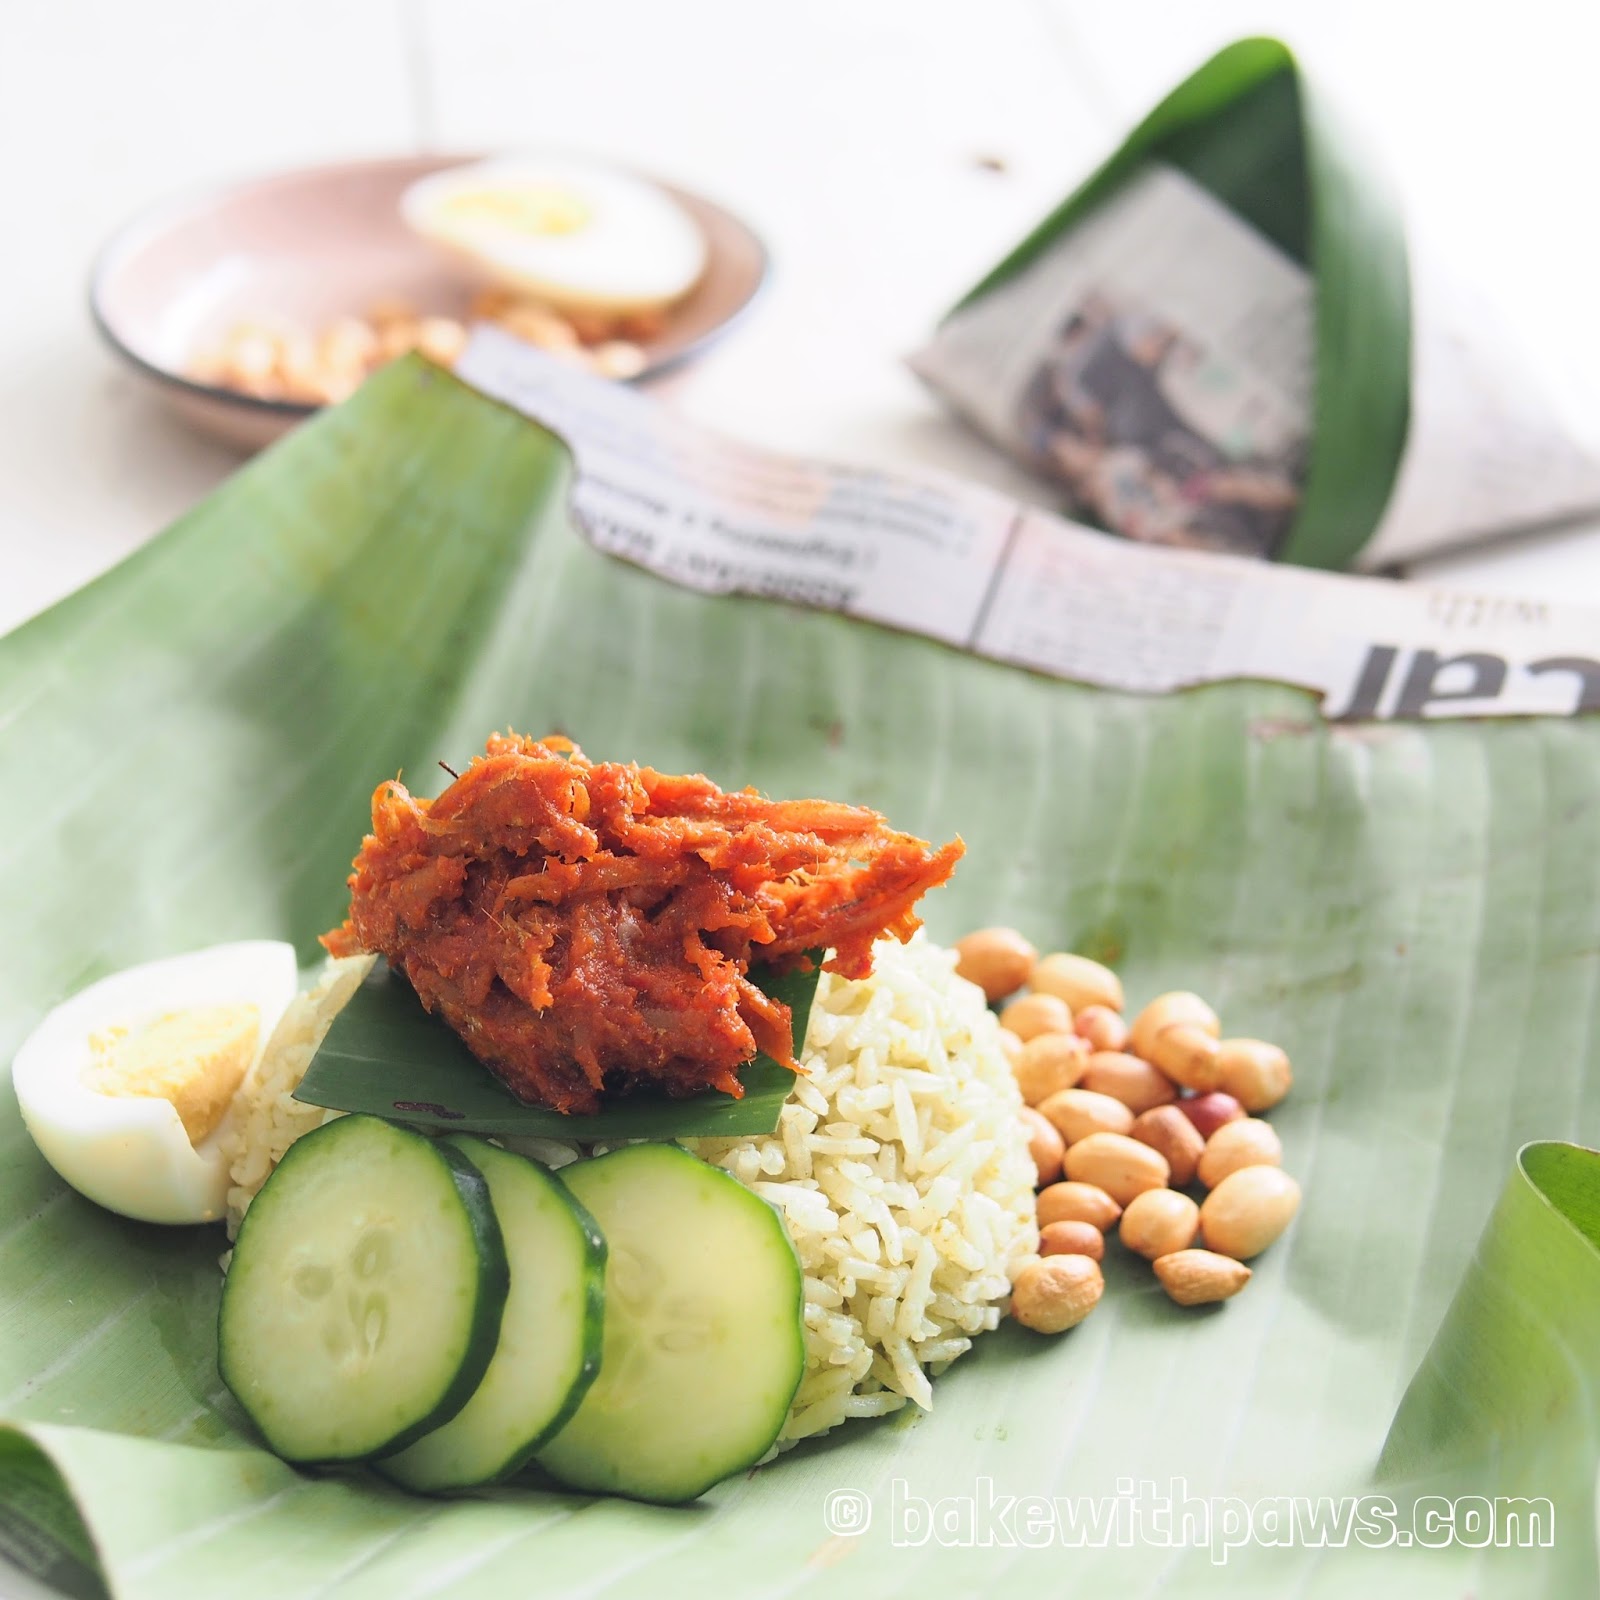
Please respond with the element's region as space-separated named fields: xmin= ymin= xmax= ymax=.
xmin=685 ymin=936 xmax=1036 ymax=1441
xmin=223 ymin=937 xmax=1038 ymax=1439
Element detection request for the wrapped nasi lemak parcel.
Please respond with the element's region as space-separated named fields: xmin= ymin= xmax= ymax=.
xmin=911 ymin=36 xmax=1600 ymax=571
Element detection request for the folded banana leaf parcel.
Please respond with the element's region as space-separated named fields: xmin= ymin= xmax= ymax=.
xmin=4 ymin=346 xmax=1600 ymax=1600
xmin=913 ymin=36 xmax=1600 ymax=572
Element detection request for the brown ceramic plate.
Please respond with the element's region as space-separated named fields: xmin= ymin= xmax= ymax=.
xmin=89 ymin=153 xmax=769 ymax=452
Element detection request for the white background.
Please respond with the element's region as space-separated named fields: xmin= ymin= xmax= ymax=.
xmin=5 ymin=0 xmax=1600 ymax=636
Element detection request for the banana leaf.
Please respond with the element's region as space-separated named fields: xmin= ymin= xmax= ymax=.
xmin=295 ymin=956 xmax=820 ymax=1138
xmin=4 ymin=356 xmax=1600 ymax=1598
xmin=946 ymin=36 xmax=1410 ymax=571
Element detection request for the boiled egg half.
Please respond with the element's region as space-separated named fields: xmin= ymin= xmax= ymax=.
xmin=401 ymin=156 xmax=708 ymax=314
xmin=11 ymin=941 xmax=298 ymax=1225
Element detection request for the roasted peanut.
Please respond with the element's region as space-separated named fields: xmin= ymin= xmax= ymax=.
xmin=1039 ymin=1219 xmax=1105 ymax=1261
xmin=319 ymin=315 xmax=379 ymax=367
xmin=1074 ymin=1004 xmax=1129 ymax=1052
xmin=1147 ymin=1024 xmax=1222 ymax=1092
xmin=1030 ymin=953 xmax=1124 ymax=1014
xmin=278 ymin=332 xmax=338 ymax=403
xmin=954 ymin=927 xmax=1037 ymax=1001
xmin=368 ymin=295 xmax=419 ymax=328
xmin=1038 ymin=1087 xmax=1135 ymax=1145
xmin=469 ymin=286 xmax=518 ymax=320
xmin=1036 ymin=1180 xmax=1121 ymax=1232
xmin=1011 ymin=1253 xmax=1104 ymax=1333
xmin=1196 ymin=1118 xmax=1283 ymax=1189
xmin=1064 ymin=1132 xmax=1170 ymax=1205
xmin=1129 ymin=992 xmax=1220 ymax=1061
xmin=1080 ymin=1051 xmax=1178 ymax=1114
xmin=222 ymin=328 xmax=279 ymax=389
xmin=1014 ymin=1032 xmax=1089 ymax=1105
xmin=1020 ymin=1107 xmax=1065 ymax=1186
xmin=592 ymin=339 xmax=648 ymax=379
xmin=998 ymin=992 xmax=1073 ymax=1042
xmin=1178 ymin=1092 xmax=1245 ymax=1141
xmin=1119 ymin=1188 xmax=1200 ymax=1260
xmin=500 ymin=301 xmax=582 ymax=350
xmin=1200 ymin=1167 xmax=1301 ymax=1259
xmin=1215 ymin=1039 xmax=1293 ymax=1112
xmin=1130 ymin=1104 xmax=1206 ymax=1187
xmin=563 ymin=305 xmax=619 ymax=344
xmin=190 ymin=280 xmax=657 ymax=408
xmin=1154 ymin=1248 xmax=1252 ymax=1306
xmin=378 ymin=316 xmax=424 ymax=360
xmin=996 ymin=1027 xmax=1025 ymax=1068
xmin=616 ymin=305 xmax=668 ymax=341
xmin=416 ymin=316 xmax=468 ymax=365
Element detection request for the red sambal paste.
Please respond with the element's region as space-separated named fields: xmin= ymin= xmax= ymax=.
xmin=323 ymin=734 xmax=963 ymax=1114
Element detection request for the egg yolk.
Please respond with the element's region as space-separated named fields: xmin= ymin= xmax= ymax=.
xmin=438 ymin=183 xmax=591 ymax=237
xmin=86 ymin=1004 xmax=260 ymax=1145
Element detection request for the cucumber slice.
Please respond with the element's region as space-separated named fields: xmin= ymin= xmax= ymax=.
xmin=535 ymin=1143 xmax=804 ymax=1504
xmin=218 ymin=1115 xmax=508 ymax=1463
xmin=377 ymin=1137 xmax=606 ymax=1492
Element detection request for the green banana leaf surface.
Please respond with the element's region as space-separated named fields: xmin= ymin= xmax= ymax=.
xmin=296 ymin=957 xmax=821 ymax=1139
xmin=3 ymin=358 xmax=1600 ymax=1598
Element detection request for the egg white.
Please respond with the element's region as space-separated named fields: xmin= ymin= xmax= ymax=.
xmin=11 ymin=941 xmax=299 ymax=1226
xmin=402 ymin=156 xmax=708 ymax=314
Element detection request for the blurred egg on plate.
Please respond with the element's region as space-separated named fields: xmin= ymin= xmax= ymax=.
xmin=11 ymin=942 xmax=299 ymax=1225
xmin=401 ymin=155 xmax=709 ymax=314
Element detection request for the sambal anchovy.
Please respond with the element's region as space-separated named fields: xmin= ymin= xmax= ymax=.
xmin=323 ymin=733 xmax=963 ymax=1113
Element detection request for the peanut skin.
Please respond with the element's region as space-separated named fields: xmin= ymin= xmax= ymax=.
xmin=1130 ymin=1105 xmax=1205 ymax=1188
xmin=1030 ymin=953 xmax=1124 ymax=1013
xmin=1021 ymin=1106 xmax=1066 ymax=1187
xmin=1080 ymin=1052 xmax=1178 ymax=1115
xmin=1012 ymin=1253 xmax=1103 ymax=1333
xmin=1119 ymin=1188 xmax=1200 ymax=1260
xmin=1039 ymin=1219 xmax=1106 ymax=1262
xmin=1000 ymin=992 xmax=1074 ymax=1042
xmin=1196 ymin=1117 xmax=1283 ymax=1189
xmin=1178 ymin=1092 xmax=1245 ymax=1141
xmin=954 ymin=927 xmax=1037 ymax=1001
xmin=1154 ymin=1248 xmax=1252 ymax=1306
xmin=1063 ymin=1132 xmax=1170 ymax=1206
xmin=1014 ymin=1032 xmax=1089 ymax=1105
xmin=1036 ymin=1181 xmax=1122 ymax=1232
xmin=1200 ymin=1167 xmax=1301 ymax=1260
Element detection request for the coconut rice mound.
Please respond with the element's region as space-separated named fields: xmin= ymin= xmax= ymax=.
xmin=685 ymin=935 xmax=1038 ymax=1443
xmin=223 ymin=937 xmax=1038 ymax=1440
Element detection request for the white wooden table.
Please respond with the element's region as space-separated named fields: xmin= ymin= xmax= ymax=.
xmin=5 ymin=0 xmax=1600 ymax=639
